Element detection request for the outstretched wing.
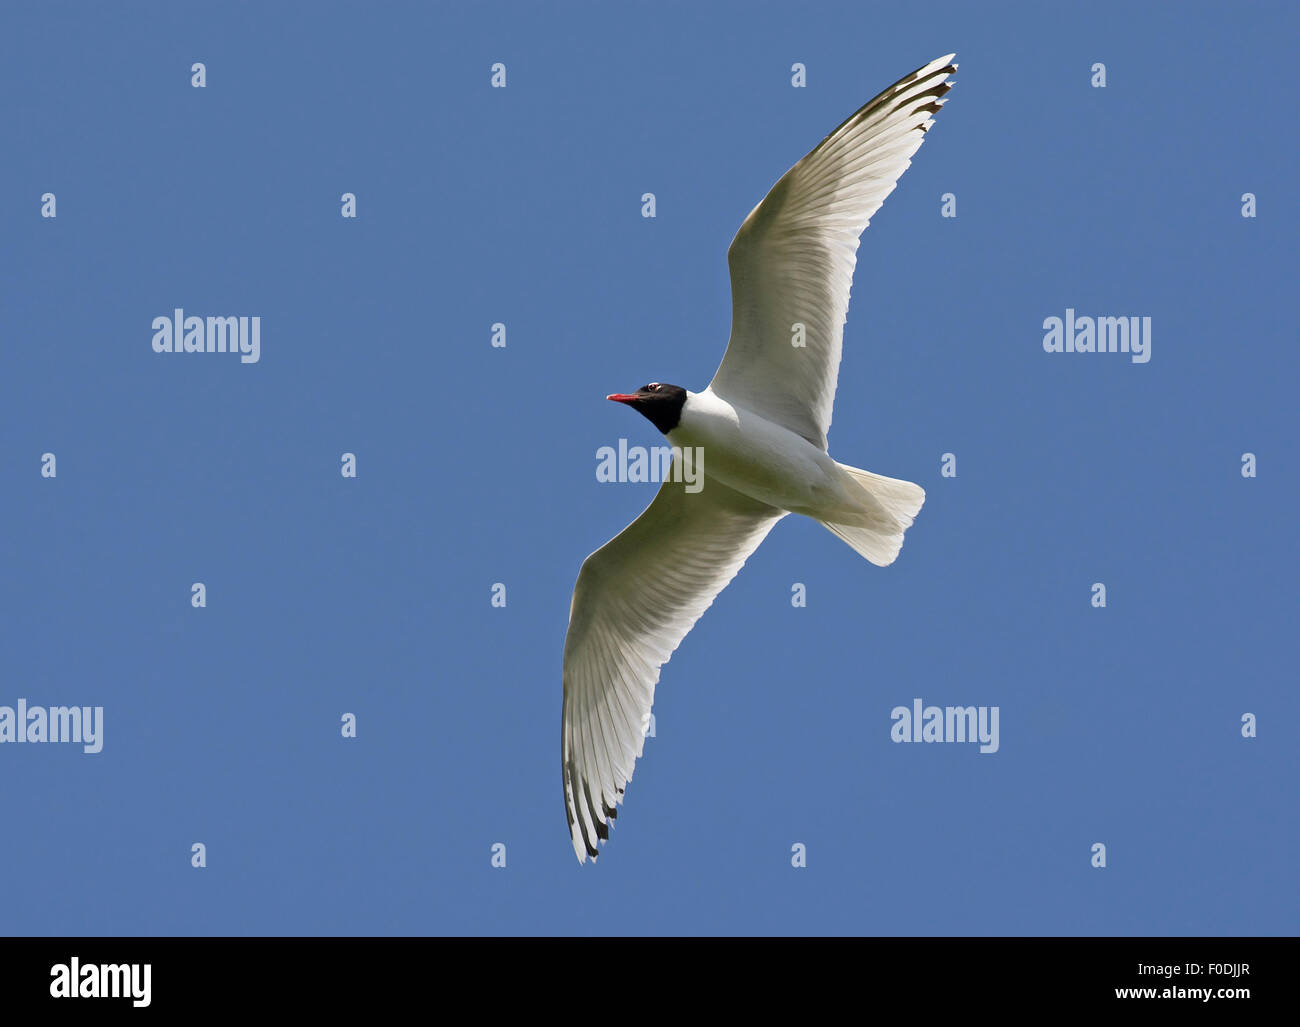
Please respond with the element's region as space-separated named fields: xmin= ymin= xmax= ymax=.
xmin=711 ymin=54 xmax=957 ymax=449
xmin=562 ymin=477 xmax=785 ymax=862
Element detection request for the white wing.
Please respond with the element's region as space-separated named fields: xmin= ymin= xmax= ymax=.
xmin=562 ymin=477 xmax=785 ymax=862
xmin=710 ymin=54 xmax=957 ymax=450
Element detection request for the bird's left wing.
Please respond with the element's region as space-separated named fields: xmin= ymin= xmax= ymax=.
xmin=710 ymin=54 xmax=957 ymax=450
xmin=562 ymin=476 xmax=785 ymax=862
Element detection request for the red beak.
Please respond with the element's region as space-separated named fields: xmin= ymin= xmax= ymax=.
xmin=606 ymin=394 xmax=638 ymax=403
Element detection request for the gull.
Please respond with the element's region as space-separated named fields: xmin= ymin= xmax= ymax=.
xmin=562 ymin=54 xmax=957 ymax=862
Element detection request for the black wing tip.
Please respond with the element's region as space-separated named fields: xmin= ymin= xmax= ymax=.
xmin=908 ymin=55 xmax=958 ymax=84
xmin=566 ymin=758 xmax=630 ymax=861
xmin=811 ymin=55 xmax=959 ymax=155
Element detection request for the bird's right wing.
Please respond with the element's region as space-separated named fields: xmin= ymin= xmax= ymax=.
xmin=562 ymin=476 xmax=785 ymax=862
xmin=710 ymin=54 xmax=957 ymax=450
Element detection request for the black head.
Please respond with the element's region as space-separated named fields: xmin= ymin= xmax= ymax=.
xmin=606 ymin=382 xmax=688 ymax=435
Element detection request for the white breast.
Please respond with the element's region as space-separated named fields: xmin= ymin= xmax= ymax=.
xmin=668 ymin=388 xmax=848 ymax=517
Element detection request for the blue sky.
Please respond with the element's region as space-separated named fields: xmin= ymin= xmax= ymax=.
xmin=1 ymin=1 xmax=1295 ymax=935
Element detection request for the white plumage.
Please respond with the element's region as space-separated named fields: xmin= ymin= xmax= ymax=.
xmin=563 ymin=55 xmax=957 ymax=862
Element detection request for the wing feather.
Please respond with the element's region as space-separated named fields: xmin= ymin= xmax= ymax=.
xmin=561 ymin=477 xmax=784 ymax=861
xmin=710 ymin=54 xmax=957 ymax=449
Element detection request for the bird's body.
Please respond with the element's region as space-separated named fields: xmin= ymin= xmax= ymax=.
xmin=670 ymin=388 xmax=858 ymax=523
xmin=561 ymin=54 xmax=959 ymax=862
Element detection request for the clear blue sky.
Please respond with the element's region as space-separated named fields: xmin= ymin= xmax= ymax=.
xmin=1 ymin=1 xmax=1295 ymax=935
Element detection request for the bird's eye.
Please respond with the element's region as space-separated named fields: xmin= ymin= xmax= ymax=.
xmin=646 ymin=383 xmax=660 ymax=392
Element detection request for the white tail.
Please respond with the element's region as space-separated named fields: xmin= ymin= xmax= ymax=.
xmin=820 ymin=463 xmax=925 ymax=566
